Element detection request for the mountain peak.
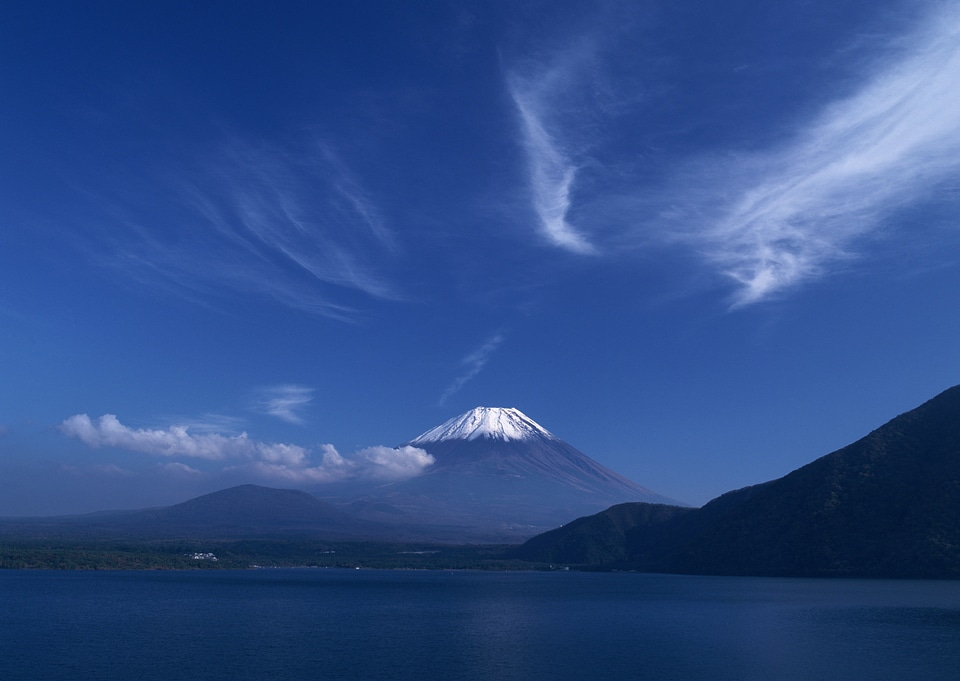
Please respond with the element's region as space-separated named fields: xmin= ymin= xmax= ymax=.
xmin=409 ymin=407 xmax=557 ymax=444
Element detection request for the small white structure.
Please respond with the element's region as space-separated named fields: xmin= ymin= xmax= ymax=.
xmin=190 ymin=552 xmax=218 ymax=561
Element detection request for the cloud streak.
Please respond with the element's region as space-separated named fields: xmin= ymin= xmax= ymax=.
xmin=60 ymin=413 xmax=308 ymax=464
xmin=439 ymin=331 xmax=506 ymax=406
xmin=509 ymin=84 xmax=596 ymax=254
xmin=507 ymin=47 xmax=599 ymax=255
xmin=98 ymin=139 xmax=401 ymax=320
xmin=688 ymin=4 xmax=960 ymax=305
xmin=254 ymin=384 xmax=314 ymax=425
xmin=60 ymin=413 xmax=434 ymax=483
xmin=505 ymin=4 xmax=960 ymax=306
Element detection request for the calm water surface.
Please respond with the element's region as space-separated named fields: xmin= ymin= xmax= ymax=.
xmin=2 ymin=569 xmax=959 ymax=680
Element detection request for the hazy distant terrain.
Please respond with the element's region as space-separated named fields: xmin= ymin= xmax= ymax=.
xmin=4 ymin=388 xmax=960 ymax=577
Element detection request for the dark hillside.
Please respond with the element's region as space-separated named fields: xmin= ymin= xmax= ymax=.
xmin=665 ymin=385 xmax=960 ymax=577
xmin=515 ymin=385 xmax=960 ymax=578
xmin=510 ymin=502 xmax=693 ymax=564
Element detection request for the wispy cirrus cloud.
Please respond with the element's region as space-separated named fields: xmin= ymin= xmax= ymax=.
xmin=96 ymin=138 xmax=401 ymax=320
xmin=160 ymin=413 xmax=247 ymax=435
xmin=678 ymin=4 xmax=960 ymax=305
xmin=253 ymin=384 xmax=314 ymax=425
xmin=217 ymin=141 xmax=399 ymax=300
xmin=509 ymin=85 xmax=595 ymax=255
xmin=507 ymin=49 xmax=598 ymax=255
xmin=59 ymin=413 xmax=433 ymax=483
xmin=506 ymin=4 xmax=960 ymax=306
xmin=439 ymin=331 xmax=506 ymax=406
xmin=157 ymin=462 xmax=205 ymax=478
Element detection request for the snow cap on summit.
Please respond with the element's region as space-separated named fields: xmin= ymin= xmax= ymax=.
xmin=409 ymin=407 xmax=557 ymax=444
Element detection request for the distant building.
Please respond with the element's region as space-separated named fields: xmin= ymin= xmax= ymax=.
xmin=189 ymin=552 xmax=218 ymax=561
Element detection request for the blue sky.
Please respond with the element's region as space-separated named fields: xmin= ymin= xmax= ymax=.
xmin=3 ymin=0 xmax=960 ymax=515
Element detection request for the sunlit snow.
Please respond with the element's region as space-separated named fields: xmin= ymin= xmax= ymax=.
xmin=409 ymin=407 xmax=557 ymax=443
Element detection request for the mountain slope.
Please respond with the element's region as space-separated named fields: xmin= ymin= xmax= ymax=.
xmin=343 ymin=407 xmax=681 ymax=538
xmin=404 ymin=407 xmax=675 ymax=500
xmin=664 ymin=384 xmax=960 ymax=577
xmin=3 ymin=485 xmax=389 ymax=540
xmin=133 ymin=485 xmax=356 ymax=534
xmin=513 ymin=502 xmax=694 ymax=564
xmin=0 ymin=408 xmax=677 ymax=544
xmin=514 ymin=385 xmax=960 ymax=578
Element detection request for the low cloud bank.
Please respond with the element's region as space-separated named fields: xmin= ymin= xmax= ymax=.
xmin=60 ymin=413 xmax=434 ymax=483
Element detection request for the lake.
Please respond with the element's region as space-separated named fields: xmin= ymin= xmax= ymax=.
xmin=2 ymin=569 xmax=959 ymax=680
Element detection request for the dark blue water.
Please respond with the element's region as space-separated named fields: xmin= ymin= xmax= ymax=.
xmin=2 ymin=569 xmax=960 ymax=680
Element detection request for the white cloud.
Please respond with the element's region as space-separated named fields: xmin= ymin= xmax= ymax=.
xmin=239 ymin=444 xmax=435 ymax=484
xmin=60 ymin=413 xmax=277 ymax=461
xmin=439 ymin=331 xmax=506 ymax=406
xmin=97 ymin=139 xmax=401 ymax=320
xmin=504 ymin=5 xmax=960 ymax=306
xmin=160 ymin=413 xmax=247 ymax=435
xmin=352 ymin=445 xmax=437 ymax=481
xmin=509 ymin=84 xmax=596 ymax=254
xmin=507 ymin=42 xmax=600 ymax=256
xmin=92 ymin=464 xmax=136 ymax=478
xmin=580 ymin=3 xmax=959 ymax=307
xmin=688 ymin=5 xmax=960 ymax=305
xmin=157 ymin=462 xmax=205 ymax=478
xmin=254 ymin=384 xmax=314 ymax=425
xmin=60 ymin=413 xmax=433 ymax=484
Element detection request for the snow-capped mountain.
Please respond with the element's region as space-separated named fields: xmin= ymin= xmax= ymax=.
xmin=343 ymin=407 xmax=683 ymax=540
xmin=409 ymin=407 xmax=556 ymax=444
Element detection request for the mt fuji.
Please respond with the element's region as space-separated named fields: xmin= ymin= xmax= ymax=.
xmin=1 ymin=407 xmax=683 ymax=545
xmin=341 ymin=407 xmax=682 ymax=540
xmin=409 ymin=407 xmax=555 ymax=443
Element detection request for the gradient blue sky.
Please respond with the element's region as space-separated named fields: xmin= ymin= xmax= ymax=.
xmin=3 ymin=0 xmax=960 ymax=515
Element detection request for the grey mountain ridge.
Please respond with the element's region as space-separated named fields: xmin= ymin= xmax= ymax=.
xmin=0 ymin=407 xmax=676 ymax=542
xmin=340 ymin=407 xmax=681 ymax=538
xmin=5 ymin=386 xmax=959 ymax=579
